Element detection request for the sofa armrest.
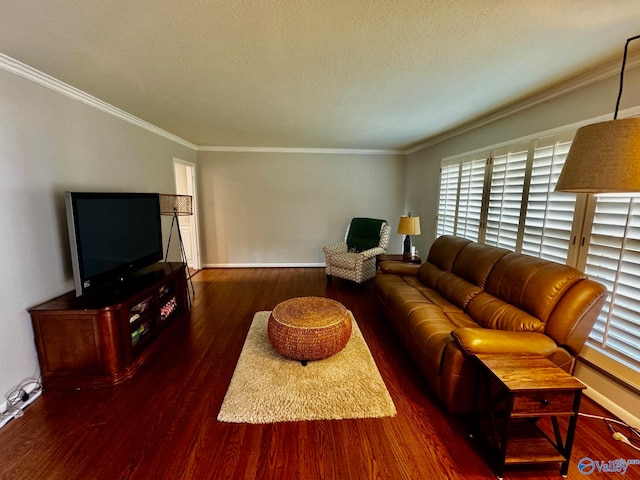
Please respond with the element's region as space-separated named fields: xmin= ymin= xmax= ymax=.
xmin=378 ymin=261 xmax=420 ymax=276
xmin=451 ymin=327 xmax=558 ymax=357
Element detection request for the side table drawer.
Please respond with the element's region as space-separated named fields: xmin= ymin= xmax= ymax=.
xmin=512 ymin=390 xmax=576 ymax=415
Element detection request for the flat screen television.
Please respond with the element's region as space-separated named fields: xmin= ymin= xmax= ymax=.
xmin=65 ymin=192 xmax=164 ymax=296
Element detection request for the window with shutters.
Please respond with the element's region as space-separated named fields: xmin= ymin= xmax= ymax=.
xmin=522 ymin=137 xmax=580 ymax=266
xmin=484 ymin=147 xmax=529 ymax=251
xmin=436 ymin=154 xmax=488 ymax=241
xmin=580 ymin=194 xmax=640 ymax=375
xmin=436 ymin=162 xmax=460 ymax=237
xmin=437 ymin=135 xmax=580 ymax=265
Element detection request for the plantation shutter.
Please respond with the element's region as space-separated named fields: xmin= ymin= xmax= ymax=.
xmin=437 ymin=163 xmax=460 ymax=236
xmin=485 ymin=148 xmax=528 ymax=250
xmin=521 ymin=139 xmax=578 ymax=265
xmin=455 ymin=157 xmax=487 ymax=241
xmin=583 ymin=195 xmax=640 ymax=372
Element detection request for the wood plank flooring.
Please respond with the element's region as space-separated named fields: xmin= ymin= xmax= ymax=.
xmin=0 ymin=268 xmax=637 ymax=479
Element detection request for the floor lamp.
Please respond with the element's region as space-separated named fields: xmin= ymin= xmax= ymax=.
xmin=159 ymin=194 xmax=195 ymax=305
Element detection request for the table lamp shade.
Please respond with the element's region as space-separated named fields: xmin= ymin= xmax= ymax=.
xmin=397 ymin=215 xmax=421 ymax=236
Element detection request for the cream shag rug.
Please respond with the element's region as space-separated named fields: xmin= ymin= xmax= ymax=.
xmin=217 ymin=311 xmax=396 ymax=424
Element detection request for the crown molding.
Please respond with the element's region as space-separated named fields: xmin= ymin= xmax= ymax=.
xmin=405 ymin=53 xmax=640 ymax=155
xmin=197 ymin=145 xmax=404 ymax=155
xmin=0 ymin=53 xmax=197 ymax=150
xmin=0 ymin=54 xmax=402 ymax=156
xmin=5 ymin=51 xmax=639 ymax=157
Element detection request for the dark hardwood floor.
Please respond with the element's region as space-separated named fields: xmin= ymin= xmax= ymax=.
xmin=1 ymin=268 xmax=637 ymax=479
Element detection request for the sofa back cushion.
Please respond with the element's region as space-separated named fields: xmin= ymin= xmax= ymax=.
xmin=451 ymin=242 xmax=510 ymax=288
xmin=420 ymin=237 xmax=510 ymax=311
xmin=435 ymin=273 xmax=483 ymax=310
xmin=426 ymin=235 xmax=471 ymax=272
xmin=484 ymin=253 xmax=584 ymax=323
xmin=545 ymin=278 xmax=607 ymax=353
xmin=417 ymin=262 xmax=446 ymax=289
xmin=466 ymin=292 xmax=545 ymax=331
xmin=423 ymin=235 xmax=596 ymax=333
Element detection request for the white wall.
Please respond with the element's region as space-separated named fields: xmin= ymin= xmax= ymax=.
xmin=197 ymin=151 xmax=406 ymax=266
xmin=406 ymin=65 xmax=640 ymax=425
xmin=0 ymin=68 xmax=196 ymax=401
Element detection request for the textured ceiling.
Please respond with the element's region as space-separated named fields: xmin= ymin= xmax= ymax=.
xmin=2 ymin=0 xmax=640 ymax=150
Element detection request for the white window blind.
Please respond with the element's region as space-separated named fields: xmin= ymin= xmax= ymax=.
xmin=521 ymin=140 xmax=578 ymax=265
xmin=437 ymin=163 xmax=460 ymax=236
xmin=455 ymin=157 xmax=487 ymax=241
xmin=584 ymin=195 xmax=640 ymax=372
xmin=485 ymin=149 xmax=528 ymax=250
xmin=438 ymin=136 xmax=578 ymax=266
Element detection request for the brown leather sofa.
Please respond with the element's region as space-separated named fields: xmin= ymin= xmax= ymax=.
xmin=375 ymin=235 xmax=607 ymax=414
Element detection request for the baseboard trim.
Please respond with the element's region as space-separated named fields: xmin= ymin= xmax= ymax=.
xmin=581 ymin=384 xmax=640 ymax=428
xmin=203 ymin=263 xmax=325 ymax=268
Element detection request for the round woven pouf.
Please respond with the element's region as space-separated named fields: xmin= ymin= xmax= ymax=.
xmin=268 ymin=296 xmax=352 ymax=361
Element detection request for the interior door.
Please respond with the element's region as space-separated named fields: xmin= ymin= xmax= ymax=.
xmin=173 ymin=160 xmax=200 ymax=270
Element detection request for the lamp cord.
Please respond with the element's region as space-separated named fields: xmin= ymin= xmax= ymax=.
xmin=614 ymin=34 xmax=640 ymax=119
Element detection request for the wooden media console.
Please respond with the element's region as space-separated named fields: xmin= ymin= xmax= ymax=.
xmin=29 ymin=262 xmax=190 ymax=390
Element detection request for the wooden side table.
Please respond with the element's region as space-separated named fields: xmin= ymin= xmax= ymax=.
xmin=472 ymin=354 xmax=585 ymax=479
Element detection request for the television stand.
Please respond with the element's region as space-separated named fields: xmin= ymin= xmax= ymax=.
xmin=28 ymin=262 xmax=190 ymax=390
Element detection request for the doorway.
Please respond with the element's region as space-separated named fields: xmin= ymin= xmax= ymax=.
xmin=173 ymin=159 xmax=201 ymax=271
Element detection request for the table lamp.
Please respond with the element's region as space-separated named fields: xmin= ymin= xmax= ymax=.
xmin=397 ymin=213 xmax=421 ymax=260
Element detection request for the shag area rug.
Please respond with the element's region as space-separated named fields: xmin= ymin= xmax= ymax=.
xmin=217 ymin=311 xmax=396 ymax=424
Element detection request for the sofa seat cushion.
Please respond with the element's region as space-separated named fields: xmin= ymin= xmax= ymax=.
xmin=410 ymin=315 xmax=460 ymax=370
xmin=373 ymin=273 xmax=408 ymax=303
xmin=415 ymin=286 xmax=462 ymax=312
xmin=379 ymin=273 xmax=480 ymax=326
xmin=385 ymin=276 xmax=456 ymax=311
xmin=387 ymin=287 xmax=452 ymax=321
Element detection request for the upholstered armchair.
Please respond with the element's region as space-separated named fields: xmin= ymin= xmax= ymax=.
xmin=323 ymin=218 xmax=391 ymax=284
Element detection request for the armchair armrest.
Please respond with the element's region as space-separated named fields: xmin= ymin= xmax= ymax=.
xmin=451 ymin=327 xmax=558 ymax=357
xmin=323 ymin=242 xmax=348 ymax=256
xmin=359 ymin=246 xmax=385 ymax=259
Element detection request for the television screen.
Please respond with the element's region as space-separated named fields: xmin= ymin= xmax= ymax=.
xmin=65 ymin=192 xmax=164 ymax=296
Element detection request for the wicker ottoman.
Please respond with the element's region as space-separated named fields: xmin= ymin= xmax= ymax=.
xmin=268 ymin=297 xmax=352 ymax=361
